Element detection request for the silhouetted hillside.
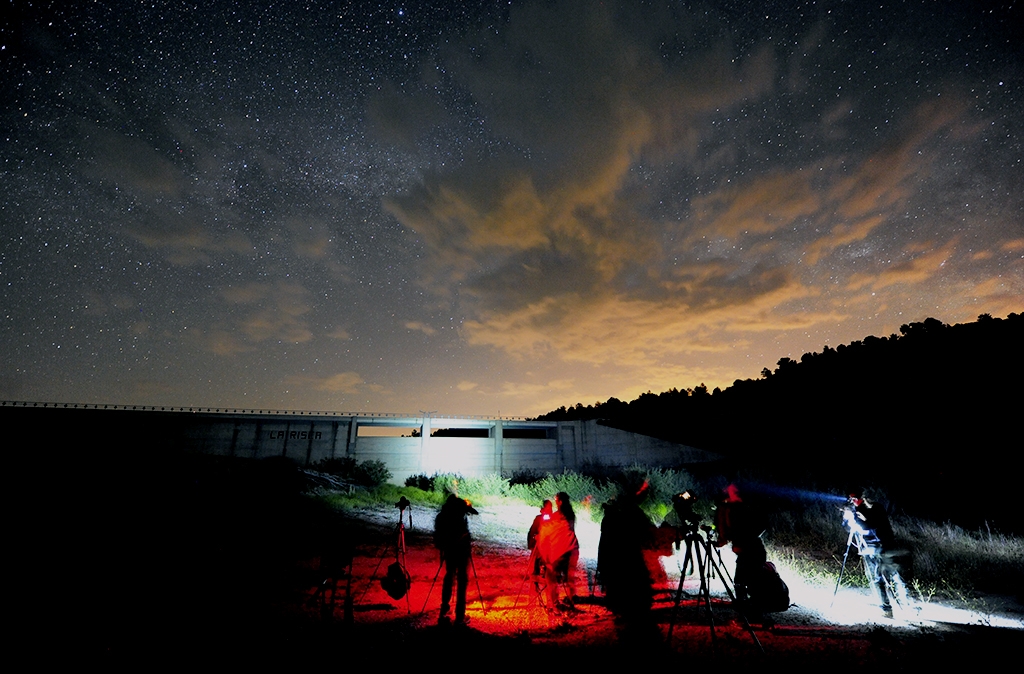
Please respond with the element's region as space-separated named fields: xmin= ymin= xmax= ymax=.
xmin=538 ymin=313 xmax=1024 ymax=530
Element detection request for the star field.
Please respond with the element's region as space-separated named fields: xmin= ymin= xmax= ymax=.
xmin=1 ymin=1 xmax=1021 ymax=415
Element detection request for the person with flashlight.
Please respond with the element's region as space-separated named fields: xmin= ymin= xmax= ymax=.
xmin=843 ymin=492 xmax=906 ymax=618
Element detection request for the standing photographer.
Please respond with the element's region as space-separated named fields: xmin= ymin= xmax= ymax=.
xmin=433 ymin=494 xmax=478 ymax=626
xmin=714 ymin=484 xmax=767 ymax=611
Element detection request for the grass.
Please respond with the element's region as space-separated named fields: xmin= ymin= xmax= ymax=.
xmin=768 ymin=544 xmax=869 ymax=588
xmin=897 ymin=519 xmax=1024 ymax=599
xmin=766 ymin=500 xmax=1024 ymax=602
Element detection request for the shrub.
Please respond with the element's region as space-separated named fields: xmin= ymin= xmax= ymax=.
xmin=452 ymin=473 xmax=510 ymax=499
xmin=504 ymin=469 xmax=545 ymax=486
xmin=404 ymin=473 xmax=434 ymax=490
xmin=431 ymin=473 xmax=463 ymax=497
xmin=311 ymin=457 xmax=391 ymax=488
xmin=356 ymin=460 xmax=392 ymax=488
xmin=507 ymin=470 xmax=615 ymax=507
xmin=312 ymin=457 xmax=359 ymax=478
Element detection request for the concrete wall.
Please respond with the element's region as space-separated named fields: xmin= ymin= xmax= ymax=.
xmin=0 ymin=404 xmax=718 ymax=481
xmin=559 ymin=420 xmax=715 ymax=467
xmin=164 ymin=412 xmax=718 ymax=482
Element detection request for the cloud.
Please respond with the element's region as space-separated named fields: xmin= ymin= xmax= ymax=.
xmin=284 ymin=215 xmax=336 ymax=260
xmin=314 ymin=372 xmax=366 ymax=394
xmin=813 ymin=99 xmax=965 ymax=256
xmin=285 ymin=371 xmax=366 ymax=394
xmin=689 ymin=96 xmax=968 ymax=267
xmin=376 ymin=1 xmax=999 ymax=409
xmin=326 ymin=326 xmax=351 ymax=340
xmin=202 ymin=330 xmax=253 ymax=356
xmin=690 ymin=172 xmax=821 ymax=239
xmin=456 ymin=381 xmax=478 ymax=392
xmin=405 ymin=321 xmax=437 ymax=336
xmin=847 ymin=241 xmax=957 ymax=292
xmin=969 ymin=274 xmax=1024 ymax=319
xmin=124 ymin=215 xmax=255 ymax=266
xmin=81 ymin=291 xmax=138 ymax=316
xmin=463 ymin=270 xmax=837 ymax=373
xmin=380 ymin=1 xmax=789 ymax=376
xmin=383 ymin=0 xmax=777 ymax=295
xmin=81 ymin=124 xmax=258 ymax=266
xmin=199 ymin=281 xmax=314 ymax=353
xmin=498 ymin=379 xmax=575 ymax=398
xmin=130 ymin=379 xmax=177 ymax=400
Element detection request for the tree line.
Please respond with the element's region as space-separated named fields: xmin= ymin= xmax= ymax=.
xmin=537 ymin=313 xmax=1024 ymax=531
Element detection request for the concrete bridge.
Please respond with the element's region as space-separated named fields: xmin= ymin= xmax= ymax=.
xmin=2 ymin=401 xmax=718 ymax=482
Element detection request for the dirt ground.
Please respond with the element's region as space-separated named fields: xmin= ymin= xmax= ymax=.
xmin=300 ymin=504 xmax=1024 ymax=668
xmin=71 ymin=471 xmax=1021 ymax=668
xmin=47 ymin=448 xmax=1022 ymax=665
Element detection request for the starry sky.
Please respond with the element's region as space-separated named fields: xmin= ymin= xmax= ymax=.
xmin=2 ymin=1 xmax=1021 ymax=416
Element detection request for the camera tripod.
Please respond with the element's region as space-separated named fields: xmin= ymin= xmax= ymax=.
xmin=666 ymin=526 xmax=763 ymax=653
xmin=362 ymin=497 xmax=413 ymax=612
xmin=306 ymin=538 xmax=354 ymax=622
xmin=419 ymin=544 xmax=487 ymax=619
xmin=512 ymin=547 xmax=576 ymax=612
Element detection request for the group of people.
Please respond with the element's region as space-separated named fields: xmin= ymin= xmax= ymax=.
xmin=430 ymin=482 xmax=903 ymax=627
xmin=432 ymin=490 xmax=581 ymax=624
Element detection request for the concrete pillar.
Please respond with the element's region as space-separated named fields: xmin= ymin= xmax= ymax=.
xmin=346 ymin=417 xmax=358 ymax=457
xmin=254 ymin=420 xmax=264 ymax=459
xmin=493 ymin=419 xmax=504 ymax=473
xmin=419 ymin=415 xmax=431 ymax=475
xmin=329 ymin=421 xmax=340 ymax=460
xmin=229 ymin=420 xmax=241 ymax=457
xmin=304 ymin=421 xmax=315 ymax=465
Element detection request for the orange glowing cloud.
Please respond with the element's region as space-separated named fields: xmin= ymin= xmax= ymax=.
xmin=691 ymin=172 xmax=820 ymax=239
xmin=847 ymin=242 xmax=957 ymax=292
xmin=463 ymin=272 xmax=839 ymax=375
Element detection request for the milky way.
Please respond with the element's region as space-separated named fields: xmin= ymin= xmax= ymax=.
xmin=2 ymin=1 xmax=1020 ymax=415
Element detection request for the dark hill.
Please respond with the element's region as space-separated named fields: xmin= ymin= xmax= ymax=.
xmin=538 ymin=313 xmax=1024 ymax=531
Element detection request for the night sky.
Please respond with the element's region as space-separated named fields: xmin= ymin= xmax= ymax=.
xmin=2 ymin=1 xmax=1020 ymax=416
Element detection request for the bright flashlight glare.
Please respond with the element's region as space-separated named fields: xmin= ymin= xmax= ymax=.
xmin=770 ymin=560 xmax=1024 ymax=631
xmin=735 ymin=481 xmax=849 ymax=505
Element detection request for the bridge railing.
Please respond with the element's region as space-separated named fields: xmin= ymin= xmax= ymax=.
xmin=0 ymin=399 xmax=531 ymax=421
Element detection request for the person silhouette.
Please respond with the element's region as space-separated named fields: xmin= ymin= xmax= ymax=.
xmin=433 ymin=494 xmax=477 ymax=626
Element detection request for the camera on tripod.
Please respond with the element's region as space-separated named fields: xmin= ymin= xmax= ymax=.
xmin=670 ymin=490 xmax=701 ymax=538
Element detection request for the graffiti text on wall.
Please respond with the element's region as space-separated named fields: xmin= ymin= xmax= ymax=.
xmin=267 ymin=430 xmax=323 ymax=440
